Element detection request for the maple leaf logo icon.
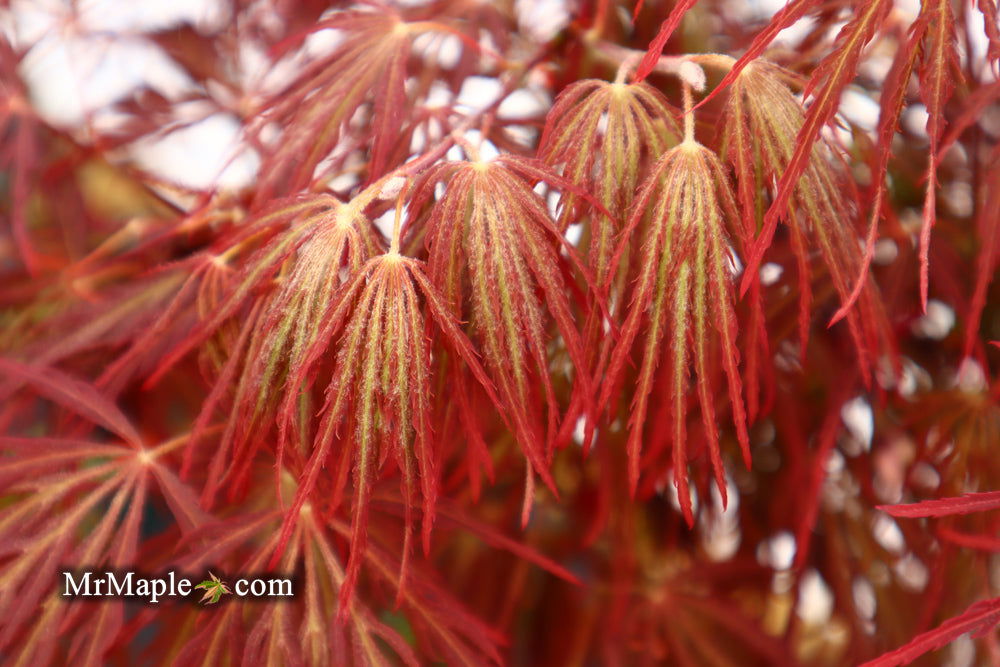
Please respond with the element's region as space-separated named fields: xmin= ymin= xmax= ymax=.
xmin=194 ymin=572 xmax=232 ymax=605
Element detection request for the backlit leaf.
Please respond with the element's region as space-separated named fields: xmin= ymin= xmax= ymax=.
xmin=601 ymin=139 xmax=750 ymax=525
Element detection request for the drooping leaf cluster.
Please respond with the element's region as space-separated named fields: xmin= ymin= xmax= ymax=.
xmin=1 ymin=0 xmax=999 ymax=664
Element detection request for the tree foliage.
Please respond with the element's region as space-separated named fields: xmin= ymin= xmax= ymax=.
xmin=1 ymin=0 xmax=999 ymax=664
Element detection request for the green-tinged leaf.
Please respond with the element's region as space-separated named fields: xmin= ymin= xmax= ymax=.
xmin=268 ymin=252 xmax=495 ymax=614
xmin=413 ymin=157 xmax=594 ymax=509
xmin=917 ymin=0 xmax=962 ymax=310
xmin=722 ymin=60 xmax=894 ymax=384
xmin=539 ymin=79 xmax=680 ymax=286
xmin=739 ymin=0 xmax=892 ymax=298
xmin=602 ymin=140 xmax=750 ymax=525
xmin=194 ymin=572 xmax=232 ymax=604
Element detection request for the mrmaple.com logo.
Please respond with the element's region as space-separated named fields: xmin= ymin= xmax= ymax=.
xmin=62 ymin=570 xmax=294 ymax=605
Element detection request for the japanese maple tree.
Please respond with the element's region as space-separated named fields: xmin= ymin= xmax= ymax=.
xmin=1 ymin=0 xmax=999 ymax=664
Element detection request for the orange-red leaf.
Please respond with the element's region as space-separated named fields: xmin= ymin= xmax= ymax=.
xmin=740 ymin=0 xmax=892 ymax=297
xmin=602 ymin=140 xmax=750 ymax=524
xmin=415 ymin=158 xmax=594 ymax=507
xmin=634 ymin=0 xmax=700 ymax=83
xmin=917 ymin=0 xmax=962 ymax=310
xmin=0 ymin=358 xmax=142 ymax=447
xmin=269 ymin=253 xmax=496 ymax=614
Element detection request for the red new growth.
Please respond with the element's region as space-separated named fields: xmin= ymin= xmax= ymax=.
xmin=1 ymin=0 xmax=998 ymax=664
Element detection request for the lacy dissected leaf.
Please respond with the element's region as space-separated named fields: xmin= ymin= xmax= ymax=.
xmin=1 ymin=202 xmax=238 ymax=385
xmin=412 ymin=156 xmax=593 ymax=500
xmin=600 ymin=140 xmax=750 ymax=525
xmin=190 ymin=195 xmax=384 ymax=506
xmin=144 ymin=195 xmax=364 ymax=385
xmin=194 ymin=572 xmax=232 ymax=604
xmin=915 ymin=0 xmax=963 ymax=310
xmin=123 ymin=196 xmax=383 ymax=503
xmin=904 ymin=387 xmax=1000 ymax=490
xmin=539 ymin=77 xmax=683 ymax=451
xmin=539 ymin=79 xmax=680 ymax=286
xmin=691 ymin=0 xmax=812 ymax=110
xmin=171 ymin=511 xmax=419 ymax=666
xmin=733 ymin=0 xmax=963 ymax=314
xmin=739 ymin=0 xmax=892 ymax=296
xmin=0 ymin=418 xmax=205 ymax=664
xmin=252 ymin=8 xmax=475 ymax=201
xmin=596 ymin=540 xmax=790 ymax=665
xmin=0 ymin=268 xmax=190 ymax=392
xmin=252 ymin=11 xmax=410 ymax=200
xmin=5 ymin=1 xmax=1000 ymax=664
xmin=173 ymin=506 xmax=504 ymax=666
xmin=722 ymin=60 xmax=892 ymax=384
xmin=0 ymin=358 xmax=143 ymax=446
xmin=861 ymin=596 xmax=1000 ymax=666
xmin=95 ymin=253 xmax=237 ymax=396
xmin=614 ymin=586 xmax=793 ymax=665
xmin=268 ymin=252 xmax=496 ymax=614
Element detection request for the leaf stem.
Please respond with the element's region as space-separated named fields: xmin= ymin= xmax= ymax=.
xmin=682 ymin=81 xmax=695 ymax=143
xmin=389 ymin=181 xmax=409 ymax=255
xmin=614 ymin=52 xmax=643 ymax=84
xmin=594 ymin=40 xmax=708 ymax=90
xmin=686 ymin=53 xmax=736 ymax=70
xmin=451 ymin=132 xmax=482 ymax=162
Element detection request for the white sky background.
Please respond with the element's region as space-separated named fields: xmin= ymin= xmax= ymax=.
xmin=3 ymin=0 xmax=253 ymax=189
